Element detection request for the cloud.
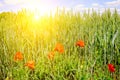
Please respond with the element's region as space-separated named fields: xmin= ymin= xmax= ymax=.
xmin=73 ymin=4 xmax=86 ymax=13
xmin=0 ymin=2 xmax=3 ymax=7
xmin=92 ymin=3 xmax=99 ymax=6
xmin=75 ymin=4 xmax=85 ymax=9
xmin=92 ymin=3 xmax=103 ymax=8
xmin=4 ymin=0 xmax=25 ymax=5
xmin=4 ymin=0 xmax=41 ymax=5
xmin=74 ymin=4 xmax=104 ymax=13
xmin=3 ymin=0 xmax=52 ymax=10
xmin=105 ymin=0 xmax=120 ymax=6
xmin=74 ymin=3 xmax=120 ymax=14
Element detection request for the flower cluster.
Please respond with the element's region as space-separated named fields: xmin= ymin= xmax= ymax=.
xmin=47 ymin=40 xmax=84 ymax=60
xmin=14 ymin=52 xmax=35 ymax=70
xmin=14 ymin=40 xmax=116 ymax=73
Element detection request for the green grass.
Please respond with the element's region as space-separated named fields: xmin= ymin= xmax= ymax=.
xmin=0 ymin=8 xmax=120 ymax=80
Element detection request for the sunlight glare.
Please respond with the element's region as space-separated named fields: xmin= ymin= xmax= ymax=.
xmin=34 ymin=14 xmax=40 ymax=21
xmin=23 ymin=1 xmax=51 ymax=16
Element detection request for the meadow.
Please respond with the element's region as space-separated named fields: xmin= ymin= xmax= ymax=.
xmin=0 ymin=8 xmax=120 ymax=80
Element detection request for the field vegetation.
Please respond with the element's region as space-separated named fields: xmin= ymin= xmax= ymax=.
xmin=0 ymin=8 xmax=120 ymax=80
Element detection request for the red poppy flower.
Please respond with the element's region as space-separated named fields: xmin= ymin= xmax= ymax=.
xmin=76 ymin=40 xmax=85 ymax=47
xmin=108 ymin=64 xmax=115 ymax=72
xmin=25 ymin=61 xmax=35 ymax=70
xmin=48 ymin=51 xmax=55 ymax=60
xmin=14 ymin=52 xmax=23 ymax=61
xmin=54 ymin=43 xmax=64 ymax=53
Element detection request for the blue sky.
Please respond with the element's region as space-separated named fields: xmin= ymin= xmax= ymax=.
xmin=0 ymin=0 xmax=120 ymax=13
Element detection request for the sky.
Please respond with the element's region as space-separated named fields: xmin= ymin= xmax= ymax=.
xmin=0 ymin=0 xmax=120 ymax=13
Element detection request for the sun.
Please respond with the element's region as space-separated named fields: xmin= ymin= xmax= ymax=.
xmin=20 ymin=0 xmax=55 ymax=23
xmin=34 ymin=14 xmax=40 ymax=21
xmin=22 ymin=1 xmax=51 ymax=17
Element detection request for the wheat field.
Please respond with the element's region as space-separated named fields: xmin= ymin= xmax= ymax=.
xmin=0 ymin=8 xmax=120 ymax=80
